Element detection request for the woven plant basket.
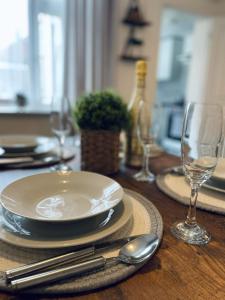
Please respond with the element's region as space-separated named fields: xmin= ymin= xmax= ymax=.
xmin=81 ymin=130 xmax=120 ymax=175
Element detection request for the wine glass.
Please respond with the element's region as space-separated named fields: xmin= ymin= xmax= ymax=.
xmin=171 ymin=102 xmax=223 ymax=245
xmin=50 ymin=96 xmax=74 ymax=171
xmin=134 ymin=101 xmax=160 ymax=182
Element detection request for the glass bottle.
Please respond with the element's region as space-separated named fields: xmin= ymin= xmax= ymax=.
xmin=126 ymin=60 xmax=147 ymax=167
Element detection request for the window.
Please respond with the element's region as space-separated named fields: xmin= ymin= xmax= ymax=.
xmin=0 ymin=0 xmax=29 ymax=103
xmin=37 ymin=13 xmax=64 ymax=105
xmin=0 ymin=0 xmax=65 ymax=108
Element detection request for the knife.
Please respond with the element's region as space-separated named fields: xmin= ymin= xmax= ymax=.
xmin=10 ymin=256 xmax=106 ymax=290
xmin=8 ymin=155 xmax=58 ymax=168
xmin=0 ymin=157 xmax=34 ymax=165
xmin=5 ymin=234 xmax=144 ymax=281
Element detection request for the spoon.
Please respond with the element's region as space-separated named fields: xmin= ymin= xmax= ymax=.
xmin=116 ymin=233 xmax=159 ymax=264
xmin=10 ymin=233 xmax=159 ymax=290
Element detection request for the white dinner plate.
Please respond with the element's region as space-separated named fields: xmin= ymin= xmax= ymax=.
xmin=212 ymin=158 xmax=225 ymax=181
xmin=0 ymin=140 xmax=55 ymax=158
xmin=0 ymin=195 xmax=132 ymax=249
xmin=0 ymin=135 xmax=51 ymax=153
xmin=0 ymin=140 xmax=55 ymax=159
xmin=0 ymin=148 xmax=4 ymax=156
xmin=2 ymin=203 xmax=118 ymax=238
xmin=203 ymin=178 xmax=225 ymax=193
xmin=0 ymin=171 xmax=124 ymax=222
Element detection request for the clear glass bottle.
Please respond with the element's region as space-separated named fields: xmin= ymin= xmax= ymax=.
xmin=126 ymin=60 xmax=147 ymax=167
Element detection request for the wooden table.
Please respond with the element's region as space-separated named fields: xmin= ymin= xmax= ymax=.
xmin=1 ymin=153 xmax=225 ymax=299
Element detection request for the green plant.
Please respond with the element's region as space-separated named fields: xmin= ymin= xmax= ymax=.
xmin=74 ymin=90 xmax=130 ymax=132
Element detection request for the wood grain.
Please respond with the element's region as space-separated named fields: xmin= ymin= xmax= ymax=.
xmin=1 ymin=153 xmax=225 ymax=299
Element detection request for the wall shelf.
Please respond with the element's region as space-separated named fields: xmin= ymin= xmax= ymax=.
xmin=120 ymin=0 xmax=151 ymax=63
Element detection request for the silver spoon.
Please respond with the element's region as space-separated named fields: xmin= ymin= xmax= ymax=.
xmin=116 ymin=233 xmax=159 ymax=264
xmin=10 ymin=233 xmax=159 ymax=290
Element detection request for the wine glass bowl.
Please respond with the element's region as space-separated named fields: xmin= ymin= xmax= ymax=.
xmin=133 ymin=102 xmax=160 ymax=182
xmin=171 ymin=102 xmax=223 ymax=245
xmin=50 ymin=97 xmax=74 ymax=171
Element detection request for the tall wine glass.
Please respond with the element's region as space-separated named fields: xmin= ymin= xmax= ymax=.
xmin=171 ymin=102 xmax=223 ymax=245
xmin=50 ymin=97 xmax=74 ymax=171
xmin=134 ymin=101 xmax=160 ymax=182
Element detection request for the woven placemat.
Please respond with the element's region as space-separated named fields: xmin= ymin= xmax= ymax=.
xmin=0 ymin=189 xmax=163 ymax=295
xmin=156 ymin=173 xmax=225 ymax=215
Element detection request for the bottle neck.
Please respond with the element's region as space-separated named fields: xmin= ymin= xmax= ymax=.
xmin=136 ymin=77 xmax=145 ymax=96
xmin=128 ymin=76 xmax=146 ymax=111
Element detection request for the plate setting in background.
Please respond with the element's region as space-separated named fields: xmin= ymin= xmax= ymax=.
xmin=0 ymin=140 xmax=55 ymax=158
xmin=203 ymin=178 xmax=225 ymax=193
xmin=0 ymin=135 xmax=52 ymax=153
xmin=211 ymin=158 xmax=225 ymax=181
xmin=202 ymin=158 xmax=225 ymax=193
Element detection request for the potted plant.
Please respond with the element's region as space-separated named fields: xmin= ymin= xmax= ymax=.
xmin=74 ymin=90 xmax=130 ymax=174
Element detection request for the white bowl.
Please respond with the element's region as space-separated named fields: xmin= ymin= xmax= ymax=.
xmin=0 ymin=195 xmax=132 ymax=249
xmin=0 ymin=135 xmax=51 ymax=153
xmin=0 ymin=171 xmax=124 ymax=222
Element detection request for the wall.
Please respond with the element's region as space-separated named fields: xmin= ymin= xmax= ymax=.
xmin=0 ymin=113 xmax=52 ymax=136
xmin=111 ymin=0 xmax=225 ymax=106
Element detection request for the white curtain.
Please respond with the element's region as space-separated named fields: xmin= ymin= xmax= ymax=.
xmin=63 ymin=0 xmax=113 ymax=104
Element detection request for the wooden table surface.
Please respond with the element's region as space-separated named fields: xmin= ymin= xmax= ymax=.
xmin=1 ymin=153 xmax=225 ymax=300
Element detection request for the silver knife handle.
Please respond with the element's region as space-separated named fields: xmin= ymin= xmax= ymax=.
xmin=5 ymin=246 xmax=95 ymax=281
xmin=10 ymin=256 xmax=106 ymax=290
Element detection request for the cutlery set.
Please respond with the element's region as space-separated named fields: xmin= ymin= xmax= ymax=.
xmin=5 ymin=234 xmax=159 ymax=290
xmin=5 ymin=234 xmax=143 ymax=280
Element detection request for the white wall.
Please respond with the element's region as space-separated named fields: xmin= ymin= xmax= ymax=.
xmin=0 ymin=114 xmax=52 ymax=136
xmin=111 ymin=0 xmax=225 ymax=106
xmin=186 ymin=17 xmax=225 ymax=104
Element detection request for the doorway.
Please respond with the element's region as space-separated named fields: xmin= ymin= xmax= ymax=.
xmin=155 ymin=7 xmax=204 ymax=155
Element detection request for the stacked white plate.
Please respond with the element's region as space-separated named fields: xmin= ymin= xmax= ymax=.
xmin=203 ymin=158 xmax=225 ymax=193
xmin=0 ymin=171 xmax=133 ymax=249
xmin=0 ymin=135 xmax=54 ymax=156
xmin=0 ymin=134 xmax=60 ymax=168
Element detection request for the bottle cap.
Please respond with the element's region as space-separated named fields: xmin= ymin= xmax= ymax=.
xmin=136 ymin=60 xmax=147 ymax=77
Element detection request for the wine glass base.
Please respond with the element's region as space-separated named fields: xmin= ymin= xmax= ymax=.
xmin=133 ymin=170 xmax=155 ymax=182
xmin=50 ymin=163 xmax=72 ymax=172
xmin=171 ymin=221 xmax=211 ymax=245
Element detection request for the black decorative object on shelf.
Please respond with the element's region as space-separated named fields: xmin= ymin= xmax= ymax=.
xmin=120 ymin=0 xmax=151 ymax=62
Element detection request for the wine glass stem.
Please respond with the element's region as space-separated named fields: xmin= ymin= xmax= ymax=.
xmin=142 ymin=146 xmax=150 ymax=172
xmin=58 ymin=136 xmax=65 ymax=164
xmin=185 ymin=185 xmax=198 ymax=226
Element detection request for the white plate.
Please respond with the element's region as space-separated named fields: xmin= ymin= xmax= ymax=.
xmin=0 ymin=148 xmax=4 ymax=156
xmin=0 ymin=135 xmax=51 ymax=153
xmin=212 ymin=158 xmax=225 ymax=181
xmin=0 ymin=141 xmax=56 ymax=158
xmin=0 ymin=140 xmax=55 ymax=158
xmin=0 ymin=171 xmax=124 ymax=222
xmin=0 ymin=149 xmax=74 ymax=168
xmin=2 ymin=203 xmax=118 ymax=238
xmin=203 ymin=178 xmax=225 ymax=193
xmin=0 ymin=195 xmax=132 ymax=249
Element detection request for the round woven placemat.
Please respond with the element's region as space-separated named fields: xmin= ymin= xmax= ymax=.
xmin=156 ymin=173 xmax=225 ymax=215
xmin=0 ymin=189 xmax=163 ymax=295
